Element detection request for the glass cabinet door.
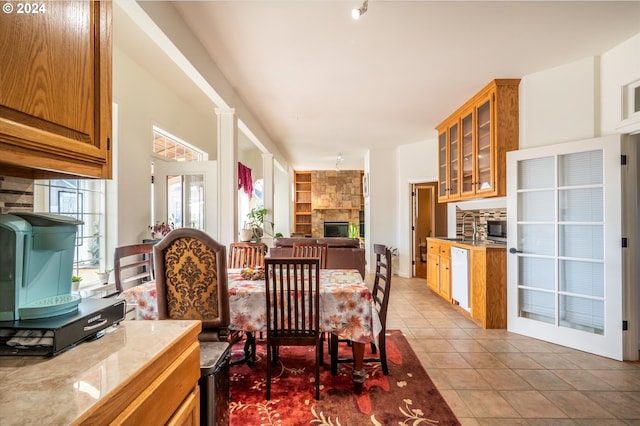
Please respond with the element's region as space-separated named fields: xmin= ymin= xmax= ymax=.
xmin=475 ymin=98 xmax=494 ymax=193
xmin=448 ymin=123 xmax=459 ymax=198
xmin=461 ymin=111 xmax=474 ymax=195
xmin=438 ymin=132 xmax=447 ymax=198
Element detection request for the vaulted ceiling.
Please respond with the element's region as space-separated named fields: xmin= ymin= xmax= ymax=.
xmin=125 ymin=1 xmax=640 ymax=170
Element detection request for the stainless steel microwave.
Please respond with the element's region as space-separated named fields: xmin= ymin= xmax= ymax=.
xmin=486 ymin=220 xmax=507 ymax=242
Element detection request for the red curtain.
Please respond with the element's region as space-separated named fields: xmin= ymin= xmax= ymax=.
xmin=238 ymin=162 xmax=253 ymax=199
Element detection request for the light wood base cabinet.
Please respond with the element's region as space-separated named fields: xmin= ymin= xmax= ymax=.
xmin=426 ymin=240 xmax=451 ymax=302
xmin=75 ymin=322 xmax=202 ymax=426
xmin=469 ymin=247 xmax=507 ymax=329
xmin=0 ymin=321 xmax=202 ymax=425
xmin=426 ymin=238 xmax=506 ymax=329
xmin=108 ymin=341 xmax=201 ymax=425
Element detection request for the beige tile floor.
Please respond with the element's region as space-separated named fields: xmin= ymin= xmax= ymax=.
xmin=386 ymin=275 xmax=640 ymax=425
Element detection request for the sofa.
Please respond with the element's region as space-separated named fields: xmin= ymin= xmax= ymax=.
xmin=268 ymin=237 xmax=365 ymax=278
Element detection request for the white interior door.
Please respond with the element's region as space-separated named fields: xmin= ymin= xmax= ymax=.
xmin=506 ymin=135 xmax=623 ymax=360
xmin=153 ymin=160 xmax=217 ymax=238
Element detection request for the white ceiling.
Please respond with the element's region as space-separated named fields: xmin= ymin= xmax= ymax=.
xmin=144 ymin=1 xmax=640 ymax=170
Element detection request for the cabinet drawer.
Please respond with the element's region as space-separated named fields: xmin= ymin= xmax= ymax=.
xmin=112 ymin=341 xmax=201 ymax=425
xmin=167 ymin=386 xmax=200 ymax=426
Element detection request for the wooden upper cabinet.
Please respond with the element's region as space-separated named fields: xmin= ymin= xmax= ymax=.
xmin=436 ymin=79 xmax=519 ymax=202
xmin=0 ymin=1 xmax=112 ymax=179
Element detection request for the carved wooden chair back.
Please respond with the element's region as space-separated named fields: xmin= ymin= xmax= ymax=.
xmin=154 ymin=228 xmax=230 ymax=342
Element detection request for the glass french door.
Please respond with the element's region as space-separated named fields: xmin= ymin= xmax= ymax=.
xmin=506 ymin=136 xmax=623 ymax=360
xmin=153 ymin=159 xmax=218 ymax=238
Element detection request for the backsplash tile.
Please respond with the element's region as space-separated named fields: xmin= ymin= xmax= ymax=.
xmin=456 ymin=207 xmax=506 ymax=240
xmin=0 ymin=176 xmax=34 ymax=214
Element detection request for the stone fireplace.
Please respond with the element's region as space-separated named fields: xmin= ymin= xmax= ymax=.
xmin=310 ymin=170 xmax=363 ymax=238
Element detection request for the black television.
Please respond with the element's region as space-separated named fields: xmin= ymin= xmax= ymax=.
xmin=323 ymin=222 xmax=349 ymax=238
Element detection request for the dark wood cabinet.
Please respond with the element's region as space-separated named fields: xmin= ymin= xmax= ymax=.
xmin=0 ymin=1 xmax=112 ymax=179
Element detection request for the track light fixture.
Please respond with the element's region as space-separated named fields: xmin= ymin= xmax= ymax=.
xmin=352 ymin=0 xmax=368 ymax=20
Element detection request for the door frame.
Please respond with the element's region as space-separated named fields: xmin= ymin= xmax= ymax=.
xmin=411 ymin=183 xmax=434 ymax=277
xmin=411 ymin=181 xmax=447 ymax=277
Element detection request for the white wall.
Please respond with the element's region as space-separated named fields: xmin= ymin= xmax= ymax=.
xmin=393 ymin=139 xmax=438 ymax=277
xmin=601 ymin=33 xmax=640 ymax=134
xmin=113 ymin=46 xmax=216 ymax=246
xmin=273 ymin=164 xmax=290 ymax=238
xmin=365 ymin=148 xmax=397 ymax=273
xmin=519 ymin=56 xmax=598 ymax=149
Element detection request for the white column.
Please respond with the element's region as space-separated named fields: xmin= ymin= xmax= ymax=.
xmin=262 ymin=152 xmax=274 ymax=247
xmin=216 ymin=108 xmax=237 ymax=247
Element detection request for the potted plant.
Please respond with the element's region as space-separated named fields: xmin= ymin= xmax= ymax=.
xmin=348 ymin=223 xmax=359 ymax=239
xmin=71 ymin=275 xmax=82 ymax=292
xmin=148 ymin=221 xmax=175 ymax=240
xmin=241 ymin=207 xmax=267 ymax=242
xmin=239 ymin=207 xmax=282 ymax=244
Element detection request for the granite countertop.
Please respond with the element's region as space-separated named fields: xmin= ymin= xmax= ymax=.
xmin=431 ymin=237 xmax=507 ymax=249
xmin=0 ymin=320 xmax=200 ymax=425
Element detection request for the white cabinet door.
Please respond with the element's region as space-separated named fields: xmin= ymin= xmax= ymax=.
xmin=506 ymin=135 xmax=623 ymax=360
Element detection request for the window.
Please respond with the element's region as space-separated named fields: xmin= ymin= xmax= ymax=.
xmin=34 ymin=179 xmax=106 ymax=285
xmin=152 ymin=126 xmax=203 ymax=162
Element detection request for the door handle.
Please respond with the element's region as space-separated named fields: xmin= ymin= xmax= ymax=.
xmin=509 ymin=248 xmax=522 ymax=254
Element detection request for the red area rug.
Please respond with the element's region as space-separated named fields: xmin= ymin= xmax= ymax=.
xmin=229 ymin=330 xmax=460 ymax=425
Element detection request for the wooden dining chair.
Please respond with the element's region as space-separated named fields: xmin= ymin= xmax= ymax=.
xmin=154 ymin=228 xmax=232 ymax=343
xmin=265 ymin=257 xmax=321 ymax=400
xmin=291 ymin=241 xmax=328 ymax=269
xmin=330 ymin=243 xmax=393 ymax=375
xmin=228 ymin=241 xmax=266 ymax=268
xmin=114 ymin=243 xmax=155 ymax=293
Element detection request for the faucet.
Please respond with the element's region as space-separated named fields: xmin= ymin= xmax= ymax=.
xmin=472 ymin=216 xmax=478 ymax=241
xmin=460 ymin=211 xmax=472 ymax=241
xmin=460 ymin=211 xmax=478 ymax=241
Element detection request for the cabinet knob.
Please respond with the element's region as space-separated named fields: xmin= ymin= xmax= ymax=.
xmin=509 ymin=247 xmax=522 ymax=254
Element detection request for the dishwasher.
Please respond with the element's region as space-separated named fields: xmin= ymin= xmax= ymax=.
xmin=451 ymin=247 xmax=470 ymax=312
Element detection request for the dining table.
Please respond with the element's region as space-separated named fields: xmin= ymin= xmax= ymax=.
xmin=118 ymin=268 xmax=382 ymax=391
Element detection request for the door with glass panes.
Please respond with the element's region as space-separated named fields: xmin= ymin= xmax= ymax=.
xmin=506 ymin=135 xmax=623 ymax=360
xmin=153 ymin=159 xmax=218 ymax=239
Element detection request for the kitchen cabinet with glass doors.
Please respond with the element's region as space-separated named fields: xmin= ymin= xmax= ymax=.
xmin=436 ymin=79 xmax=520 ymax=202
